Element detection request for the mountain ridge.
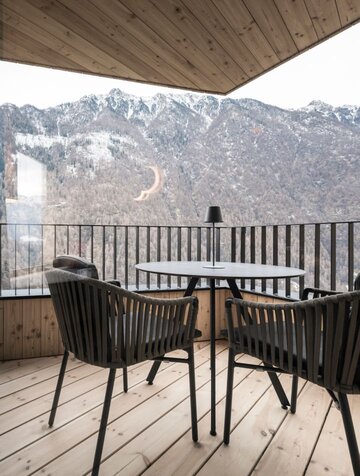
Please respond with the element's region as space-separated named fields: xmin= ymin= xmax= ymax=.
xmin=0 ymin=89 xmax=359 ymax=226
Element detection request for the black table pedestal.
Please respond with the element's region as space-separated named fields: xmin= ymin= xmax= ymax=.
xmin=209 ymin=278 xmax=217 ymax=435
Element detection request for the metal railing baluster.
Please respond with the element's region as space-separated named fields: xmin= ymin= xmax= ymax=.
xmin=250 ymin=226 xmax=255 ymax=290
xmin=331 ymin=223 xmax=336 ymax=290
xmin=216 ymin=227 xmax=221 ymax=262
xmin=187 ymin=227 xmax=192 ymax=261
xmin=90 ymin=225 xmax=94 ymax=262
xmin=146 ymin=226 xmax=150 ymax=289
xmin=285 ymin=225 xmax=291 ymax=297
xmin=14 ymin=224 xmax=17 ymax=296
xmin=187 ymin=227 xmax=192 ymax=286
xmin=206 ymin=227 xmax=211 ymax=262
xmin=231 ymin=227 xmax=236 ymax=262
xmin=66 ymin=225 xmax=69 ymax=254
xmin=157 ymin=226 xmax=161 ymax=289
xmin=273 ymin=225 xmax=278 ymax=295
xmin=41 ymin=224 xmax=44 ymax=293
xmin=54 ymin=225 xmax=57 ymax=259
xmin=299 ymin=224 xmax=305 ymax=297
xmin=314 ymin=223 xmax=321 ymax=288
xmin=261 ymin=225 xmax=266 ymax=292
xmin=167 ymin=226 xmax=171 ymax=288
xmin=197 ymin=227 xmax=201 ymax=261
xmin=125 ymin=226 xmax=129 ymax=288
xmin=216 ymin=227 xmax=221 ymax=286
xmin=240 ymin=226 xmax=246 ymax=289
xmin=348 ymin=222 xmax=354 ymax=291
xmin=27 ymin=224 xmax=31 ymax=295
xmin=136 ymin=226 xmax=140 ymax=289
xmin=113 ymin=226 xmax=117 ymax=281
xmin=0 ymin=224 xmax=2 ymax=296
xmin=177 ymin=227 xmax=182 ymax=288
xmin=102 ymin=226 xmax=106 ymax=280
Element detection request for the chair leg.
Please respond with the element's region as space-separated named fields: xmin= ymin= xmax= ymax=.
xmin=327 ymin=389 xmax=341 ymax=409
xmin=92 ymin=368 xmax=116 ymax=476
xmin=224 ymin=348 xmax=235 ymax=445
xmin=146 ymin=360 xmax=162 ymax=384
xmin=290 ymin=375 xmax=298 ymax=414
xmin=123 ymin=367 xmax=128 ymax=393
xmin=267 ymin=369 xmax=290 ymax=409
xmin=338 ymin=393 xmax=360 ymax=476
xmin=48 ymin=350 xmax=69 ymax=427
xmin=187 ymin=346 xmax=198 ymax=442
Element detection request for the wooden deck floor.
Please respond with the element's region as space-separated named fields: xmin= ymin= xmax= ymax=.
xmin=0 ymin=341 xmax=359 ymax=476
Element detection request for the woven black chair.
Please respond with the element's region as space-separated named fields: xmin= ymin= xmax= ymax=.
xmin=52 ymin=255 xmax=129 ymax=393
xmin=46 ymin=268 xmax=199 ymax=476
xmin=223 ymin=289 xmax=360 ymax=475
xmin=287 ymin=283 xmax=346 ymax=414
xmin=292 ymin=273 xmax=360 ymax=413
xmin=53 ymin=255 xmax=100 ymax=279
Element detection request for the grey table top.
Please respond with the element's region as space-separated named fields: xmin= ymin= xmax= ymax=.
xmin=135 ymin=261 xmax=305 ymax=280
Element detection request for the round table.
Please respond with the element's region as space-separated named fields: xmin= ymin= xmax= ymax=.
xmin=136 ymin=261 xmax=305 ymax=280
xmin=135 ymin=261 xmax=305 ymax=435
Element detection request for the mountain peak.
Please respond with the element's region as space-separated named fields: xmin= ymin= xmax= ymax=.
xmin=1 ymin=91 xmax=359 ymax=228
xmin=308 ymin=100 xmax=332 ymax=108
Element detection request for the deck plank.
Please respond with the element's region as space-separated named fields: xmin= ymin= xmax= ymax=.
xmin=0 ymin=343 xmax=220 ymax=475
xmin=251 ymin=383 xmax=332 ymax=475
xmin=0 ymin=355 xmax=62 ymax=382
xmin=0 ymin=356 xmax=83 ymax=399
xmin=196 ymin=375 xmax=307 ymax=476
xmin=0 ymin=343 xmax=359 ymax=476
xmin=29 ymin=345 xmax=228 ymax=476
xmin=122 ymin=356 xmax=272 ymax=476
xmin=0 ymin=347 xmax=207 ymax=455
xmin=99 ymin=354 xmax=264 ymax=475
xmin=306 ymin=395 xmax=360 ymax=476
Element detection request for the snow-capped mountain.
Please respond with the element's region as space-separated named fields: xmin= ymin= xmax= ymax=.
xmin=0 ymin=89 xmax=359 ymax=226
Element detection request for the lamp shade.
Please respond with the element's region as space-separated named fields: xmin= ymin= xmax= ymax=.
xmin=204 ymin=206 xmax=223 ymax=223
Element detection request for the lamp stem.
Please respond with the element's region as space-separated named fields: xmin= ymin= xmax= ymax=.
xmin=212 ymin=222 xmax=215 ymax=267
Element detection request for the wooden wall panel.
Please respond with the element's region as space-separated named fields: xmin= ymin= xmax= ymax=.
xmin=194 ymin=289 xmax=210 ymax=341
xmin=22 ymin=299 xmax=42 ymax=358
xmin=4 ymin=300 xmax=23 ymax=360
xmin=40 ymin=299 xmax=59 ymax=357
xmin=0 ymin=301 xmax=4 ymax=360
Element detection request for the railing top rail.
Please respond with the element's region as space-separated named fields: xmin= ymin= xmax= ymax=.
xmin=0 ymin=220 xmax=359 ymax=228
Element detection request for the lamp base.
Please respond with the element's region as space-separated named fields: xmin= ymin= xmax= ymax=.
xmin=202 ymin=265 xmax=225 ymax=269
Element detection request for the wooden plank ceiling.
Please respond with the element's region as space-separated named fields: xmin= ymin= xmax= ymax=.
xmin=1 ymin=0 xmax=360 ymax=95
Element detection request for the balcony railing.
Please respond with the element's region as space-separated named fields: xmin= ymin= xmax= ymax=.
xmin=0 ymin=220 xmax=358 ymax=298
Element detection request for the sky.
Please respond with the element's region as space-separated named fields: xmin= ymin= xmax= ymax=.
xmin=1 ymin=22 xmax=360 ymax=110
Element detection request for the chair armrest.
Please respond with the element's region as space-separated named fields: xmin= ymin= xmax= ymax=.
xmin=301 ymin=287 xmax=340 ymax=300
xmin=105 ymin=279 xmax=121 ymax=287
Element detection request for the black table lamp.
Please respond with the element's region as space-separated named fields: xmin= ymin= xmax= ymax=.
xmin=204 ymin=206 xmax=224 ymax=268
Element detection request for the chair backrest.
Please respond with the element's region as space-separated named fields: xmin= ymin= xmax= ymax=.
xmin=302 ymin=272 xmax=360 ymax=299
xmin=46 ymin=268 xmax=198 ymax=368
xmin=354 ymin=272 xmax=360 ymax=291
xmin=53 ymin=255 xmax=99 ymax=279
xmin=301 ymin=287 xmax=340 ymax=300
xmin=226 ymin=290 xmax=360 ymax=394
